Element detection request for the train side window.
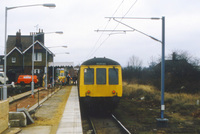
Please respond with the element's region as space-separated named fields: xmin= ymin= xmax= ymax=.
xmin=109 ymin=68 xmax=118 ymax=84
xmin=84 ymin=68 xmax=94 ymax=84
xmin=96 ymin=68 xmax=106 ymax=84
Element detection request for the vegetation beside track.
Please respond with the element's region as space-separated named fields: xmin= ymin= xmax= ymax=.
xmin=114 ymin=83 xmax=200 ymax=134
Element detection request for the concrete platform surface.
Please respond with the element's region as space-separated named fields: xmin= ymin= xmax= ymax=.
xmin=56 ymin=86 xmax=83 ymax=134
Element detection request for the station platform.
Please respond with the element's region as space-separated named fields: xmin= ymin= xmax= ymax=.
xmin=4 ymin=86 xmax=83 ymax=134
xmin=56 ymin=86 xmax=83 ymax=134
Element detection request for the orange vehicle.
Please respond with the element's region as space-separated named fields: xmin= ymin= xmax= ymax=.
xmin=16 ymin=75 xmax=38 ymax=86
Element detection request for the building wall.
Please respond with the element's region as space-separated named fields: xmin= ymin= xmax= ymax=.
xmin=7 ymin=50 xmax=23 ymax=67
xmin=6 ymin=42 xmax=53 ymax=81
xmin=6 ymin=50 xmax=23 ymax=82
xmin=24 ymin=44 xmax=52 ymax=67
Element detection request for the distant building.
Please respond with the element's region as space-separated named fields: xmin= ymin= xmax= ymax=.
xmin=6 ymin=29 xmax=54 ymax=82
xmin=48 ymin=62 xmax=74 ymax=79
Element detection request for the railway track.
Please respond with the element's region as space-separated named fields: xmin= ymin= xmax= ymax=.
xmin=88 ymin=114 xmax=131 ymax=134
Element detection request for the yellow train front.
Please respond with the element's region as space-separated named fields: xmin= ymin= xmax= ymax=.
xmin=78 ymin=57 xmax=122 ymax=111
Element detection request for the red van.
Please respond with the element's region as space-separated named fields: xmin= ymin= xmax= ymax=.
xmin=16 ymin=75 xmax=38 ymax=86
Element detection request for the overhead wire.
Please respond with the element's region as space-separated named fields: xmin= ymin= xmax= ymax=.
xmin=86 ymin=0 xmax=125 ymax=59
xmin=111 ymin=0 xmax=138 ymax=34
xmin=88 ymin=0 xmax=138 ymax=58
xmin=89 ymin=35 xmax=111 ymax=57
xmin=85 ymin=19 xmax=111 ymax=59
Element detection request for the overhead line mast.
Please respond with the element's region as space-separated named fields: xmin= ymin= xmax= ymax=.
xmin=95 ymin=16 xmax=168 ymax=126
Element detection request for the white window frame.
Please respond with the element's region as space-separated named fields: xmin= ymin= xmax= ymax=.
xmin=34 ymin=52 xmax=42 ymax=61
xmin=34 ymin=69 xmax=40 ymax=74
xmin=11 ymin=57 xmax=16 ymax=63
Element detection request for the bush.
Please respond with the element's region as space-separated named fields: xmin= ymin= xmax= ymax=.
xmin=165 ymin=98 xmax=174 ymax=105
xmin=144 ymin=93 xmax=155 ymax=101
xmin=135 ymin=88 xmax=147 ymax=97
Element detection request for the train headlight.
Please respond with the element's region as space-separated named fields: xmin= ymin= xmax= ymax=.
xmin=86 ymin=90 xmax=91 ymax=94
xmin=112 ymin=90 xmax=116 ymax=94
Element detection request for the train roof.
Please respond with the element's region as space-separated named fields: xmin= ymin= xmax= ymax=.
xmin=82 ymin=57 xmax=120 ymax=65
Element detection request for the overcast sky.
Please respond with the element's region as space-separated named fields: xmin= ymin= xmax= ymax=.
xmin=0 ymin=0 xmax=200 ymax=67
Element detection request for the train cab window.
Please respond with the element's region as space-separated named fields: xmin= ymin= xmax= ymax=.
xmin=96 ymin=68 xmax=106 ymax=84
xmin=109 ymin=68 xmax=118 ymax=84
xmin=84 ymin=68 xmax=94 ymax=84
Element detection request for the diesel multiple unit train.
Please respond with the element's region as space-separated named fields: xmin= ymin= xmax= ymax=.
xmin=78 ymin=57 xmax=122 ymax=110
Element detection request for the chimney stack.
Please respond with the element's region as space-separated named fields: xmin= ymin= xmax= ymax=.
xmin=15 ymin=29 xmax=22 ymax=50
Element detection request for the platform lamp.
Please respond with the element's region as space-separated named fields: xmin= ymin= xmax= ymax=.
xmin=31 ymin=31 xmax=63 ymax=97
xmin=47 ymin=46 xmax=68 ymax=88
xmin=3 ymin=3 xmax=56 ymax=100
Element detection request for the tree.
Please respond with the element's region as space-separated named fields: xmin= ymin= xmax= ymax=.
xmin=152 ymin=51 xmax=200 ymax=93
xmin=122 ymin=51 xmax=200 ymax=93
xmin=123 ymin=55 xmax=143 ymax=84
xmin=128 ymin=55 xmax=142 ymax=69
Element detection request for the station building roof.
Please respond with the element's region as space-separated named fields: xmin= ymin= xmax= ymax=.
xmin=49 ymin=62 xmax=74 ymax=67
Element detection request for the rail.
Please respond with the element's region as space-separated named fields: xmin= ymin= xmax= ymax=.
xmin=87 ymin=114 xmax=131 ymax=134
xmin=88 ymin=116 xmax=97 ymax=134
xmin=111 ymin=114 xmax=131 ymax=134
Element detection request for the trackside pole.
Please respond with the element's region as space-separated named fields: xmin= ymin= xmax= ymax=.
xmin=156 ymin=16 xmax=168 ymax=127
xmin=94 ymin=16 xmax=169 ymax=127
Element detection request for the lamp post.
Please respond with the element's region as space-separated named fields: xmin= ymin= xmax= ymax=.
xmin=45 ymin=33 xmax=64 ymax=90
xmin=47 ymin=46 xmax=68 ymax=88
xmin=31 ymin=31 xmax=63 ymax=96
xmin=46 ymin=46 xmax=67 ymax=83
xmin=3 ymin=3 xmax=56 ymax=100
xmin=52 ymin=54 xmax=55 ymax=87
xmin=96 ymin=16 xmax=168 ymax=124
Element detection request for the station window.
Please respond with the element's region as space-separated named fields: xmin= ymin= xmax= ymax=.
xmin=84 ymin=68 xmax=94 ymax=85
xmin=109 ymin=68 xmax=118 ymax=84
xmin=96 ymin=68 xmax=106 ymax=84
xmin=34 ymin=69 xmax=40 ymax=74
xmin=11 ymin=57 xmax=16 ymax=63
xmin=34 ymin=52 xmax=42 ymax=61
